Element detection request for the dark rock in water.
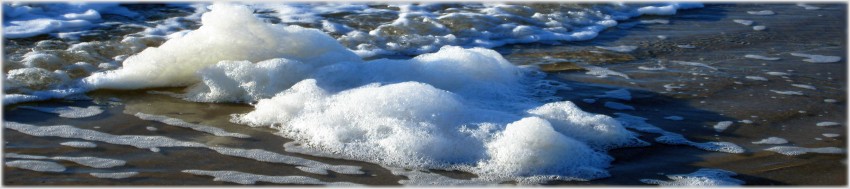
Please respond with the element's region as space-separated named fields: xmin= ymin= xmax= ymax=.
xmin=538 ymin=62 xmax=586 ymax=72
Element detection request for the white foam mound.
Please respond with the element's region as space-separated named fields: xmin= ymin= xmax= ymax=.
xmin=182 ymin=170 xmax=361 ymax=185
xmin=5 ymin=160 xmax=66 ymax=172
xmin=640 ymin=168 xmax=744 ymax=186
xmin=765 ymin=146 xmax=844 ymax=156
xmin=476 ymin=117 xmax=612 ymax=181
xmin=184 ymin=58 xmax=314 ymax=103
xmin=752 ymin=137 xmax=788 ymax=145
xmin=227 ymin=45 xmax=647 ymax=182
xmin=18 ymin=105 xmax=103 ymax=118
xmin=234 ymin=79 xmax=644 ymax=182
xmin=82 ymin=3 xmax=360 ymax=90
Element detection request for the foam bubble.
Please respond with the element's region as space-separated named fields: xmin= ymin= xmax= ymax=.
xmin=823 ymin=133 xmax=840 ymax=138
xmin=5 ymin=160 xmax=66 ymax=172
xmin=752 ymin=25 xmax=766 ymax=31
xmin=765 ymin=146 xmax=844 ymax=156
xmin=18 ymin=105 xmax=103 ymax=118
xmin=751 ymin=137 xmax=788 ymax=145
xmin=640 ymin=168 xmax=744 ymax=186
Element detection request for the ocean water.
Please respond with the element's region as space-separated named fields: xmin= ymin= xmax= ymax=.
xmin=2 ymin=2 xmax=846 ymax=186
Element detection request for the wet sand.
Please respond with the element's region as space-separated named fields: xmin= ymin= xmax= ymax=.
xmin=3 ymin=3 xmax=847 ymax=186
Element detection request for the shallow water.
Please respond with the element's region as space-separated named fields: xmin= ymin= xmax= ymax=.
xmin=3 ymin=2 xmax=847 ymax=186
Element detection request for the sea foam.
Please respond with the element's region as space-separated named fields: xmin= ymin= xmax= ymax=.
xmin=5 ymin=3 xmax=705 ymax=184
xmin=83 ymin=3 xmax=360 ymax=90
xmin=641 ymin=168 xmax=744 ymax=186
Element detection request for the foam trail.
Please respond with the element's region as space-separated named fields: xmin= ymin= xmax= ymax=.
xmin=17 ymin=105 xmax=103 ymax=118
xmin=5 ymin=153 xmax=125 ymax=168
xmin=133 ymin=112 xmax=250 ymax=138
xmin=90 ymin=172 xmax=139 ymax=179
xmin=5 ymin=160 xmax=66 ymax=172
xmin=182 ymin=170 xmax=362 ymax=185
xmin=3 ymin=121 xmax=363 ymax=175
xmin=765 ymin=146 xmax=844 ymax=156
xmin=615 ymin=113 xmax=744 ymax=153
xmin=640 ymin=168 xmax=744 ymax=186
